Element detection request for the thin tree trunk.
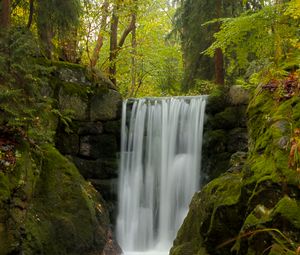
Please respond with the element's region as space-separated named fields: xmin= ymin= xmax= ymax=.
xmin=109 ymin=5 xmax=136 ymax=86
xmin=215 ymin=48 xmax=224 ymax=85
xmin=109 ymin=8 xmax=119 ymax=85
xmin=214 ymin=0 xmax=224 ymax=85
xmin=0 ymin=0 xmax=10 ymax=29
xmin=130 ymin=13 xmax=137 ymax=97
xmin=118 ymin=14 xmax=136 ymax=48
xmin=90 ymin=0 xmax=109 ymax=68
xmin=27 ymin=0 xmax=34 ymax=29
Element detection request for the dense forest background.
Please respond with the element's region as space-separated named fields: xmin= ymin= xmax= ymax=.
xmin=0 ymin=0 xmax=299 ymax=142
xmin=0 ymin=0 xmax=299 ymax=94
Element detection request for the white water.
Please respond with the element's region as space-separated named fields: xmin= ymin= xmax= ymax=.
xmin=117 ymin=97 xmax=207 ymax=255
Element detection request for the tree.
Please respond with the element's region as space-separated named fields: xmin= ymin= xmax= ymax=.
xmin=36 ymin=0 xmax=81 ymax=59
xmin=0 ymin=0 xmax=11 ymax=29
xmin=174 ymin=0 xmax=243 ymax=90
xmin=109 ymin=2 xmax=136 ymax=85
xmin=205 ymin=0 xmax=300 ymax=84
xmin=90 ymin=0 xmax=109 ymax=68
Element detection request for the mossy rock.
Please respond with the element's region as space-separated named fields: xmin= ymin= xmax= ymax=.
xmin=0 ymin=143 xmax=114 ymax=255
xmin=211 ymin=106 xmax=247 ymax=130
xmin=171 ymin=83 xmax=300 ymax=255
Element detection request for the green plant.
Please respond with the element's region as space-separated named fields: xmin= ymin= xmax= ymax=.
xmin=0 ymin=28 xmax=55 ymax=144
xmin=217 ymin=228 xmax=299 ymax=255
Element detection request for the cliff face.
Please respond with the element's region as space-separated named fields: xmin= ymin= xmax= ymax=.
xmin=0 ymin=61 xmax=122 ymax=255
xmin=170 ymin=81 xmax=300 ymax=255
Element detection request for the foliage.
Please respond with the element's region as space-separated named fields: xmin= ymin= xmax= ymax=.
xmin=185 ymin=79 xmax=218 ymax=95
xmin=217 ymin=228 xmax=299 ymax=255
xmin=0 ymin=28 xmax=55 ymax=143
xmin=36 ymin=0 xmax=81 ymax=58
xmin=173 ymin=0 xmax=244 ymax=90
xmin=81 ymin=0 xmax=183 ymax=98
xmin=205 ymin=1 xmax=300 ymax=85
xmin=116 ymin=2 xmax=184 ymax=98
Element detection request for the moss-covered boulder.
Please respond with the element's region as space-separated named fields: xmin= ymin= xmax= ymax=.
xmin=171 ymin=84 xmax=300 ymax=255
xmin=0 ymin=140 xmax=120 ymax=255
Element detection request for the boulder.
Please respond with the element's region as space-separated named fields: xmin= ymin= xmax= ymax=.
xmin=229 ymin=85 xmax=250 ymax=105
xmin=0 ymin=143 xmax=119 ymax=255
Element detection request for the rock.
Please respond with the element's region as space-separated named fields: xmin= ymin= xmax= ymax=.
xmin=229 ymin=151 xmax=247 ymax=167
xmin=229 ymin=85 xmax=250 ymax=105
xmin=79 ymin=135 xmax=117 ymax=160
xmin=77 ymin=121 xmax=104 ymax=135
xmin=72 ymin=157 xmax=118 ymax=179
xmin=59 ymin=88 xmax=88 ymax=121
xmin=171 ymin=85 xmax=300 ymax=255
xmin=101 ymin=230 xmax=122 ymax=255
xmin=90 ymin=90 xmax=122 ymax=121
xmin=89 ymin=179 xmax=118 ymax=202
xmin=104 ymin=121 xmax=121 ymax=134
xmin=57 ymin=65 xmax=91 ymax=85
xmin=227 ymin=128 xmax=248 ymax=152
xmin=0 ymin=144 xmax=118 ymax=255
xmin=56 ymin=133 xmax=79 ymax=155
xmin=206 ymin=87 xmax=229 ymax=115
xmin=227 ymin=151 xmax=247 ymax=173
xmin=211 ymin=106 xmax=247 ymax=130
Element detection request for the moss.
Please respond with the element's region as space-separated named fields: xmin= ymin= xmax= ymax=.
xmin=212 ymin=107 xmax=245 ymax=129
xmin=171 ymin=173 xmax=244 ymax=255
xmin=170 ymin=237 xmax=208 ymax=255
xmin=50 ymin=60 xmax=86 ymax=71
xmin=0 ymin=143 xmax=110 ymax=255
xmin=171 ymin=82 xmax=300 ymax=254
xmin=272 ymin=196 xmax=300 ymax=229
xmin=61 ymin=81 xmax=91 ymax=98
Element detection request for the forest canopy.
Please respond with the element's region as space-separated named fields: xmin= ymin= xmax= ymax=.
xmin=0 ymin=0 xmax=299 ymax=96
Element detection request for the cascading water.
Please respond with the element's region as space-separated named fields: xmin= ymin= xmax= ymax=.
xmin=117 ymin=96 xmax=207 ymax=255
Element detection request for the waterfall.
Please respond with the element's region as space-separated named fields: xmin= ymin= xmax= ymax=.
xmin=116 ymin=96 xmax=207 ymax=254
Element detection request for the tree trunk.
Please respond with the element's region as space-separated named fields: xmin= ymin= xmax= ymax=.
xmin=90 ymin=0 xmax=109 ymax=68
xmin=214 ymin=0 xmax=224 ymax=85
xmin=109 ymin=7 xmax=119 ymax=85
xmin=0 ymin=0 xmax=10 ymax=29
xmin=214 ymin=48 xmax=224 ymax=85
xmin=27 ymin=0 xmax=34 ymax=29
xmin=109 ymin=5 xmax=136 ymax=86
xmin=130 ymin=13 xmax=137 ymax=97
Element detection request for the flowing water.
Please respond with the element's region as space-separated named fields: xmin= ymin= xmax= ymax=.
xmin=117 ymin=96 xmax=207 ymax=255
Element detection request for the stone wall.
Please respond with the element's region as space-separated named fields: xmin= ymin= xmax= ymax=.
xmin=201 ymin=85 xmax=249 ymax=184
xmin=53 ymin=63 xmax=122 ymax=224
